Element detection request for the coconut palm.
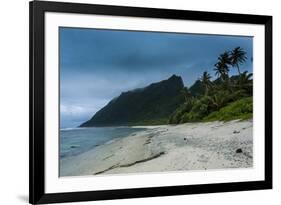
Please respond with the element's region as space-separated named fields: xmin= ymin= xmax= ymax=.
xmin=230 ymin=47 xmax=247 ymax=75
xmin=236 ymin=71 xmax=253 ymax=95
xmin=214 ymin=51 xmax=231 ymax=80
xmin=214 ymin=61 xmax=224 ymax=78
xmin=200 ymin=71 xmax=212 ymax=96
xmin=214 ymin=61 xmax=229 ymax=81
xmin=209 ymin=90 xmax=229 ymax=110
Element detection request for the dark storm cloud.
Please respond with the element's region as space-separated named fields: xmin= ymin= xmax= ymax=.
xmin=59 ymin=27 xmax=253 ymax=128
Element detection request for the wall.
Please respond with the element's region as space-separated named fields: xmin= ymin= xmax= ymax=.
xmin=0 ymin=0 xmax=279 ymax=204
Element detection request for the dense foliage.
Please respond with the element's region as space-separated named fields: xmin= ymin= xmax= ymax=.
xmin=169 ymin=47 xmax=253 ymax=124
xmin=203 ymin=97 xmax=253 ymax=121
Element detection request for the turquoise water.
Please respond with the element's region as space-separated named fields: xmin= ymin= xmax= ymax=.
xmin=60 ymin=127 xmax=146 ymax=159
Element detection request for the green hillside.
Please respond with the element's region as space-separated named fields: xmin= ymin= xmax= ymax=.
xmin=80 ymin=75 xmax=185 ymax=127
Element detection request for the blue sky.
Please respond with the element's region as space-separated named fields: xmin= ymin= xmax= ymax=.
xmin=60 ymin=27 xmax=253 ymax=128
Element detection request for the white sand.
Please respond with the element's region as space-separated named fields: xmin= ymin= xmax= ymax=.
xmin=60 ymin=120 xmax=253 ymax=176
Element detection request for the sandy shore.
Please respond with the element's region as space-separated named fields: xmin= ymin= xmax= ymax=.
xmin=60 ymin=120 xmax=253 ymax=176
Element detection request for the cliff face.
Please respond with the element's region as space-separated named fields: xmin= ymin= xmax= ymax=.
xmin=80 ymin=75 xmax=185 ymax=127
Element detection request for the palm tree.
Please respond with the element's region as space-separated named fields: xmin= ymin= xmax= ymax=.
xmin=209 ymin=90 xmax=229 ymax=110
xmin=230 ymin=47 xmax=247 ymax=75
xmin=236 ymin=71 xmax=253 ymax=95
xmin=214 ymin=61 xmax=224 ymax=78
xmin=200 ymin=71 xmax=212 ymax=96
xmin=214 ymin=51 xmax=231 ymax=80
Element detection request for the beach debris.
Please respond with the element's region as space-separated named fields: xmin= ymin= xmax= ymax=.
xmin=236 ymin=148 xmax=243 ymax=153
xmin=233 ymin=130 xmax=240 ymax=134
xmin=184 ymin=138 xmax=187 ymax=140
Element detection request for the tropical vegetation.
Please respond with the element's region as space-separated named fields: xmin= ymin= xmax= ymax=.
xmin=168 ymin=46 xmax=252 ymax=124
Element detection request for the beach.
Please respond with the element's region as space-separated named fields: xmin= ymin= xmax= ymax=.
xmin=60 ymin=119 xmax=253 ymax=176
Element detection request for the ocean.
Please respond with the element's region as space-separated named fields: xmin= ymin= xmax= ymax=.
xmin=60 ymin=127 xmax=146 ymax=159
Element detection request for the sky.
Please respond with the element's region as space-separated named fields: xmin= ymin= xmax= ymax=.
xmin=60 ymin=27 xmax=253 ymax=128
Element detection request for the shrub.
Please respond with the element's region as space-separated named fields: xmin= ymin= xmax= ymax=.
xmin=203 ymin=97 xmax=253 ymax=121
xmin=168 ymin=100 xmax=194 ymax=124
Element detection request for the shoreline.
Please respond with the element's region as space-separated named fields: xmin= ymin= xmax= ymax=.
xmin=60 ymin=119 xmax=253 ymax=177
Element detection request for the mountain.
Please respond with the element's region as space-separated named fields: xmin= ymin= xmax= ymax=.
xmin=80 ymin=75 xmax=185 ymax=127
xmin=189 ymin=80 xmax=204 ymax=96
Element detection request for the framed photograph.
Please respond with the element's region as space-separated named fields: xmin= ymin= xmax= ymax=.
xmin=29 ymin=1 xmax=272 ymax=204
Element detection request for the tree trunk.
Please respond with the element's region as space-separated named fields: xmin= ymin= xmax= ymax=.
xmin=237 ymin=65 xmax=241 ymax=75
xmin=205 ymin=86 xmax=208 ymax=96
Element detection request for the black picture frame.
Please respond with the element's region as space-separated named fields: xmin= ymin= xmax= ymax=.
xmin=29 ymin=1 xmax=272 ymax=204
